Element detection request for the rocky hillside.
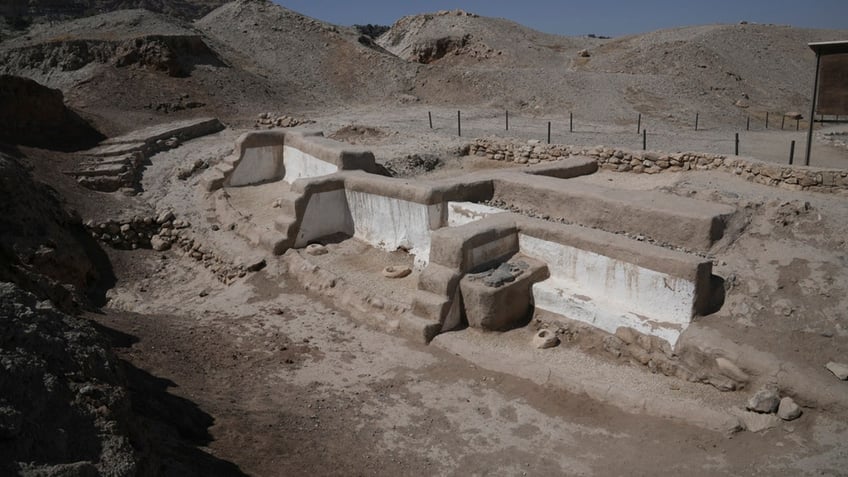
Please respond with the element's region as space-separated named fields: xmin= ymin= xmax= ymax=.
xmin=378 ymin=9 xmax=597 ymax=66
xmin=195 ymin=0 xmax=417 ymax=107
xmin=585 ymin=23 xmax=845 ymax=117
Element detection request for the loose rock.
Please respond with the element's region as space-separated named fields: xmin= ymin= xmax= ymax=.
xmin=825 ymin=361 xmax=848 ymax=380
xmin=150 ymin=235 xmax=171 ymax=251
xmin=746 ymin=387 xmax=780 ymax=413
xmin=777 ymin=397 xmax=802 ymax=421
xmin=533 ymin=329 xmax=559 ymax=349
xmin=736 ymin=410 xmax=780 ymax=433
xmin=305 ymin=243 xmax=328 ymax=256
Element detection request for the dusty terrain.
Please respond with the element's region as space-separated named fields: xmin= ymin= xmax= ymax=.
xmin=2 ymin=0 xmax=848 ymax=475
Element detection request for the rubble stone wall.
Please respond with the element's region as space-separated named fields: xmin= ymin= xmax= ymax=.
xmin=469 ymin=138 xmax=848 ymax=195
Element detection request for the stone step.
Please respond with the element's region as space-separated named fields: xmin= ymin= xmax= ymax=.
xmin=411 ymin=290 xmax=452 ymax=320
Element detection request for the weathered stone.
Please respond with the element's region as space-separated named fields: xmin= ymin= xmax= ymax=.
xmin=156 ymin=210 xmax=175 ymax=224
xmin=777 ymin=397 xmax=802 ymax=421
xmin=737 ymin=410 xmax=780 ymax=432
xmin=825 ymin=361 xmax=848 ymax=380
xmin=747 ymin=387 xmax=780 ymax=413
xmin=533 ymin=329 xmax=560 ymax=349
xmin=382 ymin=265 xmax=412 ymax=279
xmin=150 ymin=235 xmax=171 ymax=251
xmin=305 ymin=243 xmax=328 ymax=256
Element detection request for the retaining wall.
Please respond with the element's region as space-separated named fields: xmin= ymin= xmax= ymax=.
xmin=203 ymin=129 xmax=379 ymax=190
xmin=470 ymin=138 xmax=848 ymax=195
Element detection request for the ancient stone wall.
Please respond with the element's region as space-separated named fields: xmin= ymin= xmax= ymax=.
xmin=469 ymin=138 xmax=848 ymax=195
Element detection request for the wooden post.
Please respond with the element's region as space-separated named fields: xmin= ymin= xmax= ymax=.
xmin=695 ymin=112 xmax=699 ymax=131
xmin=642 ymin=129 xmax=647 ymax=150
xmin=505 ymin=110 xmax=509 ymax=131
xmin=765 ymin=112 xmax=769 ymax=129
xmin=457 ymin=110 xmax=461 ymax=137
xmin=637 ymin=113 xmax=642 ymax=134
xmin=547 ymin=121 xmax=551 ymax=144
xmin=428 ymin=111 xmax=433 ymax=129
xmin=789 ymin=140 xmax=796 ymax=165
xmin=735 ymin=133 xmax=739 ymax=155
xmin=805 ymin=51 xmax=821 ymax=166
xmin=796 ymin=118 xmax=800 ymax=131
xmin=781 ymin=115 xmax=785 ymax=130
xmin=746 ymin=115 xmax=750 ymax=131
xmin=569 ymin=112 xmax=573 ymax=132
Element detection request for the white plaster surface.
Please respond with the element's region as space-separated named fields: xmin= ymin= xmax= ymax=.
xmin=519 ymin=234 xmax=696 ymax=345
xmin=465 ymin=235 xmax=518 ymax=271
xmin=447 ymin=202 xmax=506 ymax=227
xmin=228 ymin=145 xmax=284 ymax=186
xmin=295 ymin=189 xmax=353 ymax=247
xmin=283 ymin=145 xmax=338 ymax=184
xmin=346 ymin=191 xmax=443 ymax=269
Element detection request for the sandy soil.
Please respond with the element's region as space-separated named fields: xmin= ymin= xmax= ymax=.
xmin=89 ymin=245 xmax=848 ymax=476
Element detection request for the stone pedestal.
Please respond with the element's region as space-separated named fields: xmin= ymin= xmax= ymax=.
xmin=460 ymin=255 xmax=548 ymax=331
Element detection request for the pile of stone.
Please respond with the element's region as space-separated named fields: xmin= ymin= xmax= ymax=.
xmin=469 ymin=138 xmax=848 ymax=195
xmin=733 ymin=386 xmax=802 ymax=432
xmin=86 ymin=210 xmax=260 ymax=283
xmin=255 ymin=112 xmax=315 ymax=129
xmin=84 ymin=210 xmax=187 ymax=250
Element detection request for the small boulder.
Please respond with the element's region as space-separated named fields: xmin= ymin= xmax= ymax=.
xmin=150 ymin=235 xmax=170 ymax=251
xmin=738 ymin=411 xmax=780 ymax=433
xmin=825 ymin=361 xmax=848 ymax=380
xmin=746 ymin=387 xmax=780 ymax=413
xmin=156 ymin=210 xmax=175 ymax=225
xmin=305 ymin=244 xmax=328 ymax=256
xmin=533 ymin=329 xmax=559 ymax=349
xmin=777 ymin=397 xmax=802 ymax=421
xmin=577 ymin=49 xmax=590 ymax=58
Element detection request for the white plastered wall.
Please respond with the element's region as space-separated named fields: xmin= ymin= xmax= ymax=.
xmin=447 ymin=201 xmax=506 ymax=227
xmin=294 ymin=189 xmax=353 ymax=247
xmin=228 ymin=145 xmax=285 ymax=186
xmin=283 ymin=145 xmax=339 ymax=184
xmin=519 ymin=234 xmax=696 ymax=345
xmin=346 ymin=191 xmax=444 ymax=269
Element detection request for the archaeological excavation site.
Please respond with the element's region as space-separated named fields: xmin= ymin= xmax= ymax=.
xmin=1 ymin=0 xmax=848 ymax=475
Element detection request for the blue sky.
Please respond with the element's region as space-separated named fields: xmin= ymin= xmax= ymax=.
xmin=276 ymin=1 xmax=848 ymax=37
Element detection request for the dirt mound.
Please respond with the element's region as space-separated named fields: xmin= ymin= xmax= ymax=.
xmin=0 ymin=75 xmax=104 ymax=150
xmin=329 ymin=124 xmax=391 ymax=145
xmin=0 ymin=282 xmax=136 ymax=476
xmin=382 ymin=153 xmax=443 ymax=177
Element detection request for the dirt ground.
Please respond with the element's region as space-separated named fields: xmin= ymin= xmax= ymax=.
xmin=4 ymin=3 xmax=848 ymax=474
xmin=88 ymin=245 xmax=848 ymax=476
